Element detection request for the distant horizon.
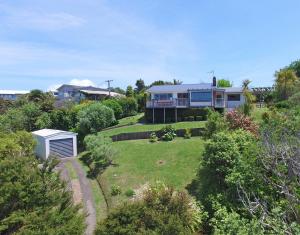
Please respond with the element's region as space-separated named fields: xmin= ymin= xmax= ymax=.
xmin=1 ymin=1 xmax=299 ymax=91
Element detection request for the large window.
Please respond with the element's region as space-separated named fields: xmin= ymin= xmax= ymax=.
xmin=191 ymin=91 xmax=212 ymax=102
xmin=154 ymin=93 xmax=172 ymax=100
xmin=227 ymin=94 xmax=240 ymax=101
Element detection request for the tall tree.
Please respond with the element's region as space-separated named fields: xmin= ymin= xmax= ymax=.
xmin=125 ymin=85 xmax=134 ymax=97
xmin=275 ymin=69 xmax=298 ymax=100
xmin=217 ymin=79 xmax=232 ymax=87
xmin=241 ymin=79 xmax=255 ymax=115
xmin=135 ymin=79 xmax=146 ymax=93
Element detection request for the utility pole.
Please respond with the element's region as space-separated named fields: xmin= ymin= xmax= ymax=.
xmin=105 ymin=80 xmax=113 ymax=97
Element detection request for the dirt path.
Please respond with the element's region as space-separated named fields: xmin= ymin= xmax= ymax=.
xmin=58 ymin=158 xmax=97 ymax=235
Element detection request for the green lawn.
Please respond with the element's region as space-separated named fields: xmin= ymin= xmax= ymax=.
xmin=101 ymin=121 xmax=206 ymax=137
xmin=101 ymin=137 xmax=205 ymax=209
xmin=115 ymin=113 xmax=144 ymax=127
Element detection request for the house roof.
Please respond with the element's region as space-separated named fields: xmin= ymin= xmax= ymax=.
xmin=224 ymin=87 xmax=244 ymax=93
xmin=0 ymin=90 xmax=29 ymax=95
xmin=147 ymin=83 xmax=213 ymax=93
xmin=32 ymin=129 xmax=77 ymax=138
xmin=79 ymin=90 xmax=125 ymax=97
xmin=56 ymin=84 xmax=108 ymax=92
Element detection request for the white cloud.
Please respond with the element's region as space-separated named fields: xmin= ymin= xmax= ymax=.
xmin=69 ymin=79 xmax=96 ymax=87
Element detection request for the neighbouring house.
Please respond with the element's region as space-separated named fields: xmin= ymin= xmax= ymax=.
xmin=32 ymin=129 xmax=77 ymax=160
xmin=56 ymin=84 xmax=124 ymax=102
xmin=145 ymin=77 xmax=245 ymax=123
xmin=0 ymin=90 xmax=29 ymax=100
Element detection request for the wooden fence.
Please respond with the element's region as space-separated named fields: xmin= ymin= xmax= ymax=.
xmin=111 ymin=128 xmax=205 ymax=142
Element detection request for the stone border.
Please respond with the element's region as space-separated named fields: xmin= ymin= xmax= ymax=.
xmin=111 ymin=128 xmax=205 ymax=142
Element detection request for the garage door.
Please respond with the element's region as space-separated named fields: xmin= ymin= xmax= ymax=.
xmin=49 ymin=138 xmax=73 ymax=158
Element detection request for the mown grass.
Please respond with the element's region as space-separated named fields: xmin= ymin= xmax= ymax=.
xmin=101 ymin=137 xmax=205 ymax=208
xmin=116 ymin=113 xmax=144 ymax=127
xmin=101 ymin=121 xmax=206 ymax=137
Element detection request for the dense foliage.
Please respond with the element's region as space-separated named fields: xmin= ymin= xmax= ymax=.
xmin=95 ymin=182 xmax=206 ymax=235
xmin=77 ymin=102 xmax=116 ymax=135
xmin=102 ymin=99 xmax=123 ymax=120
xmin=0 ymin=131 xmax=85 ymax=234
xmin=217 ymin=79 xmax=232 ymax=87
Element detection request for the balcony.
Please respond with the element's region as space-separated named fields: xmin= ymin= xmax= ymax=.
xmin=214 ymin=98 xmax=225 ymax=108
xmin=146 ymin=98 xmax=189 ymax=108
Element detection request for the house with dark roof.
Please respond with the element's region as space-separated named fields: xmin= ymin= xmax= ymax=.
xmin=145 ymin=77 xmax=245 ymax=123
xmin=56 ymin=84 xmax=123 ymax=102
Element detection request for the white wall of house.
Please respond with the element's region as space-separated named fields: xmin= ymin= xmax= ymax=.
xmin=225 ymin=93 xmax=245 ymax=108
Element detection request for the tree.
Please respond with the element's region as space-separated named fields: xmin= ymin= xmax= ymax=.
xmin=285 ymin=59 xmax=300 ymax=78
xmin=275 ymin=69 xmax=298 ymax=100
xmin=173 ymin=79 xmax=182 ymax=85
xmin=77 ymin=102 xmax=116 ymax=135
xmin=95 ymin=182 xmax=206 ymax=235
xmin=0 ymin=131 xmax=85 ymax=234
xmin=203 ymin=110 xmax=228 ymax=139
xmin=241 ymin=79 xmax=255 ymax=115
xmin=102 ymin=99 xmax=123 ymax=120
xmin=0 ymin=98 xmax=13 ymax=115
xmin=134 ymin=79 xmax=146 ymax=93
xmin=125 ymin=86 xmax=134 ymax=97
xmin=217 ymin=79 xmax=232 ymax=87
xmin=111 ymin=87 xmax=125 ymax=95
xmin=117 ymin=97 xmax=138 ymax=117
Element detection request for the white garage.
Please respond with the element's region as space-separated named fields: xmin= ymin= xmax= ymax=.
xmin=32 ymin=129 xmax=78 ymax=160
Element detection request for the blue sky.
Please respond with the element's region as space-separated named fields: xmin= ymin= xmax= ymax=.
xmin=0 ymin=0 xmax=300 ymax=91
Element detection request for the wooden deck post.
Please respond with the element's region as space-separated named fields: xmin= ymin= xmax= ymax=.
xmin=175 ymin=108 xmax=177 ymax=122
xmin=152 ymin=107 xmax=154 ymax=124
xmin=164 ymin=108 xmax=166 ymax=123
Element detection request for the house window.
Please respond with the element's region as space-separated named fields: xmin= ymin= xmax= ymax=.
xmin=227 ymin=94 xmax=241 ymax=101
xmin=191 ymin=91 xmax=212 ymax=102
xmin=154 ymin=93 xmax=172 ymax=100
xmin=178 ymin=93 xmax=188 ymax=99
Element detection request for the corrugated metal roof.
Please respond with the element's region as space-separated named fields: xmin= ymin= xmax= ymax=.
xmin=224 ymin=87 xmax=243 ymax=93
xmin=32 ymin=129 xmax=77 ymax=138
xmin=147 ymin=83 xmax=213 ymax=93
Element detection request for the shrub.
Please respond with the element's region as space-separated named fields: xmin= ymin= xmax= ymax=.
xmin=225 ymin=110 xmax=258 ymax=137
xmin=102 ymin=99 xmax=123 ymax=120
xmin=96 ymin=182 xmax=207 ymax=235
xmin=160 ymin=125 xmax=176 ymax=141
xmin=77 ymin=102 xmax=116 ymax=135
xmin=117 ymin=97 xmax=138 ymax=117
xmin=124 ymin=189 xmax=135 ymax=197
xmin=262 ymin=112 xmax=270 ymax=123
xmin=184 ymin=128 xmax=192 ymax=139
xmin=195 ymin=116 xmax=203 ymax=121
xmin=149 ymin=132 xmax=158 ymax=143
xmin=111 ymin=185 xmax=121 ymax=196
xmin=203 ymin=110 xmax=228 ymax=139
xmin=187 ymin=116 xmax=194 ymax=121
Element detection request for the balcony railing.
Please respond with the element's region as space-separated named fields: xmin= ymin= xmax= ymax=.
xmin=146 ymin=98 xmax=189 ymax=108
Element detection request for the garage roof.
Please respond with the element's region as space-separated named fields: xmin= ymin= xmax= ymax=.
xmin=32 ymin=129 xmax=77 ymax=138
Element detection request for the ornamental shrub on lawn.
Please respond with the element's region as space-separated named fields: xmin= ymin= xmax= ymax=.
xmin=102 ymin=99 xmax=123 ymax=120
xmin=149 ymin=132 xmax=158 ymax=142
xmin=160 ymin=125 xmax=176 ymax=141
xmin=184 ymin=128 xmax=192 ymax=139
xmin=225 ymin=110 xmax=258 ymax=137
xmin=77 ymin=102 xmax=116 ymax=135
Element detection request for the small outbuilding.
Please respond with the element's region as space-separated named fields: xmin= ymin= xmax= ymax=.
xmin=32 ymin=129 xmax=78 ymax=160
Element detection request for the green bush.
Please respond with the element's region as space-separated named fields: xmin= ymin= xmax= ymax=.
xmin=111 ymin=185 xmax=121 ymax=196
xmin=149 ymin=132 xmax=158 ymax=143
xmin=184 ymin=128 xmax=192 ymax=139
xmin=124 ymin=189 xmax=135 ymax=197
xmin=195 ymin=116 xmax=203 ymax=121
xmin=203 ymin=110 xmax=228 ymax=139
xmin=77 ymin=102 xmax=116 ymax=135
xmin=160 ymin=125 xmax=176 ymax=141
xmin=102 ymin=99 xmax=123 ymax=120
xmin=187 ymin=116 xmax=194 ymax=121
xmin=117 ymin=97 xmax=138 ymax=117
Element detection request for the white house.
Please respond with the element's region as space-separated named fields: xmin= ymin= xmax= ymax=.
xmin=32 ymin=129 xmax=77 ymax=160
xmin=0 ymin=90 xmax=29 ymax=100
xmin=145 ymin=77 xmax=246 ymax=123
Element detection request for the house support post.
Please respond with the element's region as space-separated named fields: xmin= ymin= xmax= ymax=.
xmin=175 ymin=108 xmax=177 ymax=122
xmin=164 ymin=108 xmax=166 ymax=123
xmin=152 ymin=108 xmax=154 ymax=124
